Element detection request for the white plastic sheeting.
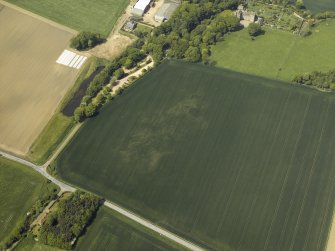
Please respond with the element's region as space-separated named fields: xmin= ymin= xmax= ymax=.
xmin=56 ymin=50 xmax=87 ymax=69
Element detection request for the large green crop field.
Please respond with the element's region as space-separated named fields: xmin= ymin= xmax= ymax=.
xmin=75 ymin=207 xmax=185 ymax=251
xmin=57 ymin=61 xmax=335 ymax=251
xmin=0 ymin=157 xmax=57 ymax=247
xmin=6 ymin=0 xmax=129 ymax=36
xmin=210 ymin=19 xmax=335 ymax=81
xmin=304 ymin=0 xmax=335 ymax=12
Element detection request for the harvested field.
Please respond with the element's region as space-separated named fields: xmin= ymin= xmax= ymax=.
xmin=0 ymin=6 xmax=79 ymax=155
xmin=57 ymin=61 xmax=335 ymax=251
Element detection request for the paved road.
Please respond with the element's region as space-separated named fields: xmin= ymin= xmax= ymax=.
xmin=0 ymin=136 xmax=205 ymax=251
xmin=0 ymin=150 xmax=75 ymax=192
xmin=105 ymin=201 xmax=205 ymax=251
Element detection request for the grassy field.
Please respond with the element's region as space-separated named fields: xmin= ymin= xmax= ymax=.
xmin=0 ymin=6 xmax=78 ymax=156
xmin=304 ymin=0 xmax=335 ymax=12
xmin=27 ymin=113 xmax=74 ymax=165
xmin=57 ymin=61 xmax=335 ymax=251
xmin=0 ymin=157 xmax=57 ymax=247
xmin=75 ymin=206 xmax=186 ymax=251
xmin=7 ymin=0 xmax=129 ymax=36
xmin=210 ymin=19 xmax=335 ymax=81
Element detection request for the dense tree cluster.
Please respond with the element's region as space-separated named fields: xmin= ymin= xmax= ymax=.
xmin=293 ymin=69 xmax=335 ymax=90
xmin=39 ymin=191 xmax=103 ymax=250
xmin=142 ymin=0 xmax=242 ymax=63
xmin=70 ymin=32 xmax=105 ymax=50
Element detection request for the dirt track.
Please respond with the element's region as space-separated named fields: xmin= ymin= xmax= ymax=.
xmin=0 ymin=6 xmax=78 ymax=155
xmin=89 ymin=3 xmax=135 ymax=60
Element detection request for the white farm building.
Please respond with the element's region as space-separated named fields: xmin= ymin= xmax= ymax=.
xmin=132 ymin=0 xmax=152 ymax=16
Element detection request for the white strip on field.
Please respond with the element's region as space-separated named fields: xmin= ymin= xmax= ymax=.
xmin=56 ymin=50 xmax=87 ymax=69
xmin=73 ymin=56 xmax=84 ymax=68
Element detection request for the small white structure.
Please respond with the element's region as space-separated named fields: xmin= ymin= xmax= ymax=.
xmin=132 ymin=0 xmax=151 ymax=16
xmin=154 ymin=0 xmax=180 ymax=22
xmin=56 ymin=50 xmax=87 ymax=69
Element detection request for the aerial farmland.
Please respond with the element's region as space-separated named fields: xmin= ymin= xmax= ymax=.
xmin=57 ymin=60 xmax=335 ymax=251
xmin=0 ymin=5 xmax=80 ymax=155
xmin=2 ymin=0 xmax=335 ymax=250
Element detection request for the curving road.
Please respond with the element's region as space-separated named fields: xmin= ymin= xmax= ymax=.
xmin=0 ymin=150 xmax=75 ymax=192
xmin=0 ymin=144 xmax=205 ymax=251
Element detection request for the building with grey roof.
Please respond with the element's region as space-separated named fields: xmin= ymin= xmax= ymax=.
xmin=154 ymin=0 xmax=180 ymax=22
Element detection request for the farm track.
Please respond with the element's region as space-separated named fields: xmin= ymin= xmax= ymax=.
xmin=0 ymin=0 xmax=77 ymax=34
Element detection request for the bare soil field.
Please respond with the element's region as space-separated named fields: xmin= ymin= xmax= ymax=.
xmin=0 ymin=6 xmax=79 ymax=156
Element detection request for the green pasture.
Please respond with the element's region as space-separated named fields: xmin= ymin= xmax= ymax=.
xmin=6 ymin=0 xmax=129 ymax=36
xmin=75 ymin=206 xmax=185 ymax=251
xmin=57 ymin=61 xmax=335 ymax=251
xmin=304 ymin=0 xmax=335 ymax=12
xmin=0 ymin=158 xmax=57 ymax=247
xmin=210 ymin=19 xmax=335 ymax=81
xmin=28 ymin=113 xmax=73 ymax=165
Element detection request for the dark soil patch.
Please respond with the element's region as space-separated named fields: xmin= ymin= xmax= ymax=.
xmin=62 ymin=66 xmax=104 ymax=116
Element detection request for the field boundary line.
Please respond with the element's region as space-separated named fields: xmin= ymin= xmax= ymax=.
xmin=104 ymin=201 xmax=205 ymax=251
xmin=43 ymin=123 xmax=82 ymax=167
xmin=0 ymin=0 xmax=77 ymax=35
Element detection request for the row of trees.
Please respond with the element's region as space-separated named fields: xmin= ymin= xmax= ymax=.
xmin=39 ymin=191 xmax=103 ymax=250
xmin=73 ymin=46 xmax=147 ymax=122
xmin=315 ymin=11 xmax=335 ymax=20
xmin=293 ymin=69 xmax=335 ymax=90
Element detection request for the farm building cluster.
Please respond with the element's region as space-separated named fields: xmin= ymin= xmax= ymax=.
xmin=131 ymin=0 xmax=180 ymax=22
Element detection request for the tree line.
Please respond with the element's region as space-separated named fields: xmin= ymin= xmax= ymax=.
xmin=293 ymin=69 xmax=335 ymax=90
xmin=73 ymin=46 xmax=147 ymax=122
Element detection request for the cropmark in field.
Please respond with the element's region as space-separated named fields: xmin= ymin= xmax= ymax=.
xmin=57 ymin=61 xmax=335 ymax=251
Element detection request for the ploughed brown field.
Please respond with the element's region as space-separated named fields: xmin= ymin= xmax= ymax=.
xmin=0 ymin=5 xmax=78 ymax=155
